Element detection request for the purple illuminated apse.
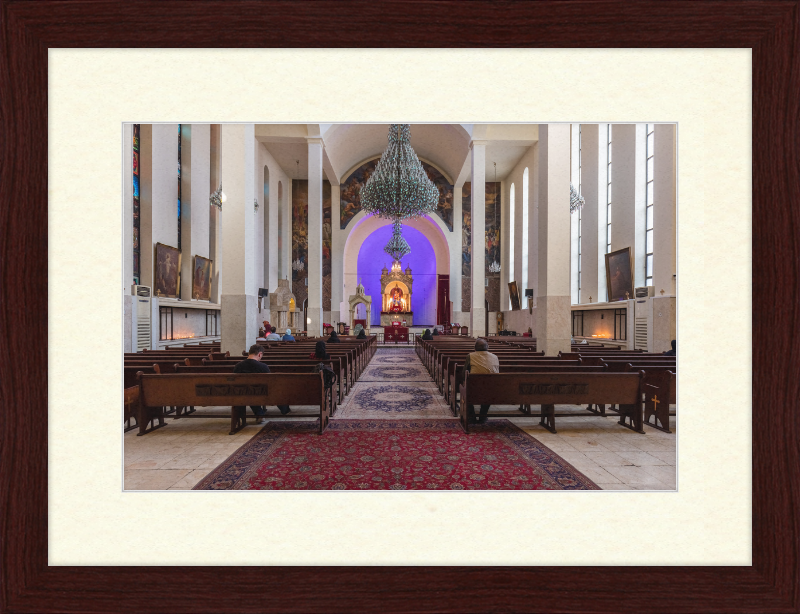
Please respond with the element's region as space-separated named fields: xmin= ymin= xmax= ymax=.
xmin=357 ymin=225 xmax=437 ymax=326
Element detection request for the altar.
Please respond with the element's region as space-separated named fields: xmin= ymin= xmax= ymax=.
xmin=384 ymin=326 xmax=409 ymax=343
xmin=379 ymin=261 xmax=414 ymax=327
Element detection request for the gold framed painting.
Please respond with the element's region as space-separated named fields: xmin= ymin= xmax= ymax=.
xmin=508 ymin=280 xmax=521 ymax=311
xmin=154 ymin=242 xmax=181 ymax=298
xmin=192 ymin=255 xmax=213 ymax=300
xmin=605 ymin=247 xmax=634 ymax=302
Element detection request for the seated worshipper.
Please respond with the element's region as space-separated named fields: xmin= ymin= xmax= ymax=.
xmin=663 ymin=339 xmax=676 ymax=356
xmin=421 ymin=329 xmax=433 ymax=341
xmin=309 ymin=340 xmax=328 ymax=360
xmin=464 ymin=339 xmax=500 ymax=424
xmin=233 ymin=344 xmax=290 ymax=423
xmin=353 ymin=323 xmax=364 ymax=336
xmin=356 ymin=328 xmax=367 ymax=340
xmin=282 ymin=328 xmax=296 ymax=342
xmin=258 ymin=326 xmax=265 ymax=338
xmin=328 ymin=331 xmax=341 ymax=343
xmin=432 ymin=328 xmax=439 ymax=336
xmin=266 ymin=326 xmax=282 ymax=341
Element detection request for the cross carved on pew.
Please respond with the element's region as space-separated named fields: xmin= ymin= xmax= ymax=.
xmin=651 ymin=395 xmax=660 ymax=410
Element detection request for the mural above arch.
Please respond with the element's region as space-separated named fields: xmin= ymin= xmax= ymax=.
xmin=340 ymin=158 xmax=454 ymax=231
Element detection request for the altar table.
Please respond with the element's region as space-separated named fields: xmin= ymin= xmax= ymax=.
xmin=384 ymin=326 xmax=409 ymax=343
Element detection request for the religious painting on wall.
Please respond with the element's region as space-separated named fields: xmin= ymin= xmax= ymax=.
xmin=605 ymin=247 xmax=634 ymax=301
xmin=154 ymin=242 xmax=181 ymax=298
xmin=508 ymin=281 xmax=521 ymax=311
xmin=192 ymin=256 xmax=213 ymax=301
xmin=423 ymin=162 xmax=454 ymax=231
xmin=339 ymin=159 xmax=378 ymax=229
xmin=322 ymin=180 xmax=332 ymax=311
xmin=484 ymin=182 xmax=501 ymax=276
xmin=132 ymin=124 xmax=140 ymax=285
xmin=292 ymin=179 xmax=308 ymax=306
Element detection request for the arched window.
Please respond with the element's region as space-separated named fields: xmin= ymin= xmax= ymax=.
xmin=521 ymin=168 xmax=529 ymax=293
xmin=509 ymin=182 xmax=515 ymax=288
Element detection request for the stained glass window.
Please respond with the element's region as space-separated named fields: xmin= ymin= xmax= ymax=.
xmin=133 ymin=124 xmax=140 ymax=285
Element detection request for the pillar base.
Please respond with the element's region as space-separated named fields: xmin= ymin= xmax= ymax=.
xmin=536 ymin=295 xmax=571 ymax=356
xmin=221 ymin=293 xmax=258 ymax=355
xmin=470 ymin=307 xmax=486 ymax=338
xmin=307 ymin=307 xmax=324 ymax=338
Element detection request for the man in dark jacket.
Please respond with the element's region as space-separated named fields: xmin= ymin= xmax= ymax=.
xmin=233 ymin=344 xmax=290 ymax=423
xmin=663 ymin=339 xmax=676 ymax=356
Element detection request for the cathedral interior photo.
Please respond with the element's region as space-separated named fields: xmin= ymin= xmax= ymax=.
xmin=123 ymin=122 xmax=677 ymax=491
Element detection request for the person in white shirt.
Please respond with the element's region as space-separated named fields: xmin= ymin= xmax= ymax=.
xmin=265 ymin=326 xmax=282 ymax=341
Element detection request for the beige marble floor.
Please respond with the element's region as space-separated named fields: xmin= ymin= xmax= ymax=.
xmin=124 ymin=348 xmax=677 ymax=491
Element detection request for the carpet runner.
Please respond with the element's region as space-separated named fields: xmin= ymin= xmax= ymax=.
xmin=193 ymin=419 xmax=599 ymax=490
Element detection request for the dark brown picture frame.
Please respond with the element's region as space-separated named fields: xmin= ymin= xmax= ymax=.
xmin=508 ymin=280 xmax=521 ymax=311
xmin=2 ymin=2 xmax=798 ymax=612
xmin=192 ymin=255 xmax=213 ymax=301
xmin=154 ymin=242 xmax=181 ymax=298
xmin=605 ymin=246 xmax=634 ymax=302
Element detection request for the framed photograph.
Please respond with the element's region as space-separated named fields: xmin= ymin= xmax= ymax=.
xmin=4 ymin=3 xmax=796 ymax=613
xmin=192 ymin=255 xmax=213 ymax=301
xmin=508 ymin=280 xmax=521 ymax=311
xmin=153 ymin=242 xmax=181 ymax=298
xmin=605 ymin=247 xmax=634 ymax=302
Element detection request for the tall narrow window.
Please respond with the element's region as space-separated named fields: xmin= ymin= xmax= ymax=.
xmin=133 ymin=124 xmax=140 ymax=285
xmin=509 ymin=183 xmax=515 ymax=309
xmin=521 ymin=168 xmax=529 ymax=294
xmin=177 ymin=124 xmax=182 ymax=251
xmin=606 ymin=124 xmax=612 ymax=254
xmin=577 ymin=126 xmax=582 ymax=297
xmin=645 ymin=124 xmax=654 ymax=285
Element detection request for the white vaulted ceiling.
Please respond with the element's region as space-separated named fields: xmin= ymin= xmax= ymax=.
xmin=255 ymin=123 xmax=538 ymax=184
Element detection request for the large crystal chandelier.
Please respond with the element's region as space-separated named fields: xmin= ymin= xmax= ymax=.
xmin=359 ymin=124 xmax=440 ymax=221
xmin=570 ymin=182 xmax=585 ymax=213
xmin=383 ymin=220 xmax=411 ymax=262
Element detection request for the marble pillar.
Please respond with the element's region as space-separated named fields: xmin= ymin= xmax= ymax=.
xmin=536 ymin=124 xmax=572 ymax=356
xmin=306 ymin=138 xmax=324 ymax=336
xmin=470 ymin=141 xmax=487 ymax=337
xmin=180 ymin=124 xmax=211 ymax=301
xmin=220 ymin=124 xmax=257 ymax=355
xmin=450 ymin=183 xmax=463 ymax=325
xmin=579 ymin=124 xmax=600 ymax=304
xmin=653 ymin=124 xmax=677 ymax=296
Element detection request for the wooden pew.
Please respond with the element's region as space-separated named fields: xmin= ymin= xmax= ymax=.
xmin=137 ymin=372 xmax=331 ymax=435
xmin=175 ymin=363 xmax=340 ymax=413
xmin=458 ymin=371 xmax=645 ymax=434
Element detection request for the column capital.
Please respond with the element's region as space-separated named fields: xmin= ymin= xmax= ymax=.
xmin=470 ymin=139 xmax=489 ymax=149
xmin=305 ymin=137 xmax=324 ymax=146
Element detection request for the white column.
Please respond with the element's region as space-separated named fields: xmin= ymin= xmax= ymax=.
xmin=500 ymin=180 xmax=509 ymax=313
xmin=280 ymin=179 xmax=292 ymax=282
xmin=653 ymin=124 xmax=677 ymax=296
xmin=180 ymin=124 xmax=211 ymax=301
xmin=529 ymin=143 xmax=539 ymax=307
xmin=330 ymin=185 xmax=344 ymax=311
xmin=597 ymin=124 xmax=609 ymax=302
xmin=611 ymin=123 xmax=646 ymax=289
xmin=220 ymin=124 xmax=257 ymax=355
xmin=470 ymin=141 xmax=487 ymax=336
xmin=209 ymin=125 xmax=222 ymax=305
xmin=450 ymin=184 xmax=463 ymax=325
xmin=536 ymin=124 xmax=572 ymax=356
xmin=579 ymin=124 xmax=600 ymax=304
xmin=306 ymin=138 xmax=324 ymax=336
xmin=569 ymin=124 xmax=580 ymax=304
xmin=267 ymin=168 xmax=280 ymax=290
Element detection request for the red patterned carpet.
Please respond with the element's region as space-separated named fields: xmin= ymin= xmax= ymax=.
xmin=194 ymin=420 xmax=599 ymax=490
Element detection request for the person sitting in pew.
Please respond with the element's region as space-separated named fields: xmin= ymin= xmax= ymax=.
xmin=328 ymin=331 xmax=341 ymax=343
xmin=354 ymin=324 xmax=366 ymax=339
xmin=421 ymin=329 xmax=433 ymax=341
xmin=465 ymin=338 xmax=499 ymax=424
xmin=282 ymin=328 xmax=296 ymax=342
xmin=265 ymin=326 xmax=281 ymax=341
xmin=309 ymin=341 xmax=328 ymax=360
xmin=233 ymin=344 xmax=290 ymax=423
xmin=663 ymin=339 xmax=676 ymax=356
xmin=432 ymin=328 xmax=439 ymax=336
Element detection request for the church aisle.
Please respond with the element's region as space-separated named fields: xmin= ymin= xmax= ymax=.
xmin=334 ymin=348 xmax=453 ymax=419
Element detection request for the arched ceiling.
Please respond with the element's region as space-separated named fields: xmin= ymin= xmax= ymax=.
xmin=255 ymin=123 xmax=538 ymax=184
xmin=323 ymin=124 xmax=470 ymax=184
